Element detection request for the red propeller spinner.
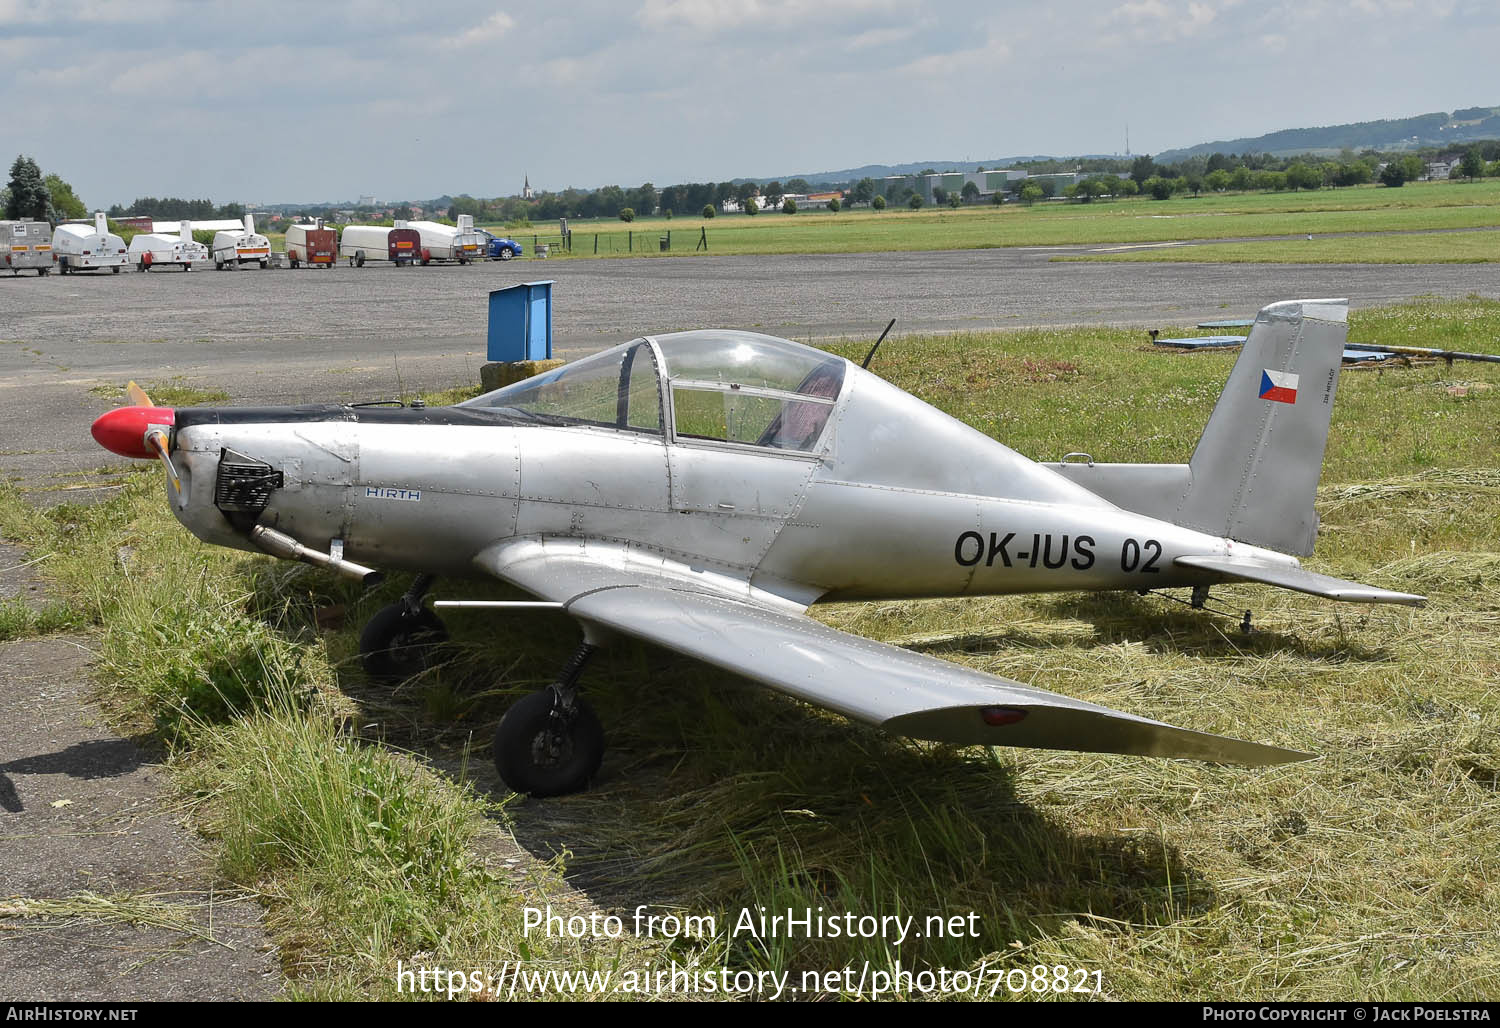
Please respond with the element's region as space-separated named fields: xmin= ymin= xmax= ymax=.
xmin=90 ymin=382 xmax=175 ymax=459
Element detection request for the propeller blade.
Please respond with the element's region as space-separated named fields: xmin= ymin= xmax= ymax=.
xmin=144 ymin=428 xmax=181 ymax=495
xmin=126 ymin=381 xmax=154 ymax=408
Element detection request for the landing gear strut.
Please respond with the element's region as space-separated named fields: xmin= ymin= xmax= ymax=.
xmin=359 ymin=574 xmax=447 ymax=682
xmin=494 ymin=642 xmax=605 ymax=797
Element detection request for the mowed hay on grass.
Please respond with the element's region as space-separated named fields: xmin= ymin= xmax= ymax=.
xmin=4 ymin=297 xmax=1497 ymax=999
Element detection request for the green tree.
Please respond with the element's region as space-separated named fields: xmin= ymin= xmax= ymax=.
xmin=851 ymin=178 xmax=876 ymax=204
xmin=947 ymin=193 xmax=961 ymax=208
xmin=826 ymin=197 xmax=840 ymax=213
xmin=907 ymin=193 xmax=923 ymax=209
xmin=1020 ymin=183 xmax=1043 ymax=205
xmin=782 ymin=198 xmax=797 ymax=214
xmin=744 ymin=198 xmax=759 ymax=216
xmin=871 ymin=195 xmax=886 ymax=210
xmin=618 ymin=207 xmax=635 ymax=222
xmin=42 ymin=173 xmax=85 ymax=219
xmin=5 ymin=155 xmax=50 ymax=221
xmin=1205 ymin=169 xmax=1231 ymax=192
xmin=1460 ymin=148 xmax=1485 ymax=180
xmin=991 ymin=189 xmax=1006 ymax=205
xmin=1130 ymin=155 xmax=1157 ymax=185
xmin=961 ymin=181 xmax=979 ymax=203
xmin=701 ymin=204 xmax=715 ymax=219
xmin=1146 ymin=176 xmax=1173 ymax=200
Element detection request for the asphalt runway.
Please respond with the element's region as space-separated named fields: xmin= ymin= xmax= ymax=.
xmin=2 ymin=248 xmax=1496 ymax=491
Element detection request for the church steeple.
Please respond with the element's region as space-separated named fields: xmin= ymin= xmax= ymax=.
xmin=522 ymin=173 xmax=534 ymax=200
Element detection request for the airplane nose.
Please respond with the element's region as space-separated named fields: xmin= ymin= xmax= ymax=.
xmin=91 ymin=405 xmax=175 ymax=459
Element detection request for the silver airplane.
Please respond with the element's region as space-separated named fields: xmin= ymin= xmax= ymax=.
xmin=91 ymin=297 xmax=1422 ymax=796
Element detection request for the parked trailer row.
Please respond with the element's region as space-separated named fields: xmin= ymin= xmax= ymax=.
xmin=1 ymin=220 xmax=53 ymax=275
xmin=8 ymin=211 xmax=522 ymax=279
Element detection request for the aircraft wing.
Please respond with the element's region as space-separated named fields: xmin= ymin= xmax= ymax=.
xmin=1174 ymin=555 xmax=1425 ymax=606
xmin=474 ymin=540 xmax=1312 ymax=767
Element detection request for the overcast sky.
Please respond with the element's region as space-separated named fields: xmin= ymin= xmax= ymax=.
xmin=4 ymin=0 xmax=1498 ymax=208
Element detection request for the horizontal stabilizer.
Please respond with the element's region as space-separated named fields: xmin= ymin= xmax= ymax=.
xmin=1174 ymin=555 xmax=1425 ymax=606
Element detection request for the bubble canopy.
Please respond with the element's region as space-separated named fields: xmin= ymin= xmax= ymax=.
xmin=461 ymin=331 xmax=847 ymax=452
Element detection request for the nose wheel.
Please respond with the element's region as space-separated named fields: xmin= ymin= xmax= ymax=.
xmin=494 ymin=643 xmax=604 ymax=796
xmin=359 ymin=575 xmax=447 ymax=682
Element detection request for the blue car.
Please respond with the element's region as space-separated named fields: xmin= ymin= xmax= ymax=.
xmin=487 ymin=236 xmax=524 ymax=260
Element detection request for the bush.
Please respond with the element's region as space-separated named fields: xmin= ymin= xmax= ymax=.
xmin=618 ymin=207 xmax=635 ymax=222
xmin=782 ymin=198 xmax=797 ymax=214
xmin=744 ymin=198 xmax=759 ymax=216
xmin=908 ymin=194 xmax=923 ymax=209
xmin=826 ymin=197 xmax=840 ymax=213
xmin=871 ymin=195 xmax=886 ymax=211
xmin=702 ymin=204 xmax=715 ymax=219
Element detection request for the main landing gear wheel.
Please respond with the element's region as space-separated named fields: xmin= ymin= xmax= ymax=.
xmin=494 ymin=688 xmax=604 ymax=797
xmin=359 ymin=602 xmax=448 ymax=683
xmin=494 ymin=642 xmax=604 ymax=796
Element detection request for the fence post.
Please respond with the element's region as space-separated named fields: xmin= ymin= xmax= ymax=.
xmin=666 ymin=230 xmax=671 ymax=251
xmin=697 ymin=227 xmax=707 ymax=252
xmin=628 ymin=231 xmax=632 ymax=253
xmin=594 ymin=233 xmax=598 ymax=255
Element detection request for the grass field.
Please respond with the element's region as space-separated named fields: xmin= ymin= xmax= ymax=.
xmin=3 ymin=297 xmax=1498 ymax=999
xmin=1056 ymin=228 xmax=1500 ymax=264
xmin=486 ymin=180 xmax=1500 ymax=259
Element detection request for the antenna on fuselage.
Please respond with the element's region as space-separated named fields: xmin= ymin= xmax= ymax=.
xmin=861 ymin=318 xmax=896 ymax=370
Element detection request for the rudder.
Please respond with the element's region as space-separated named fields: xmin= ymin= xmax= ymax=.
xmin=1174 ymin=298 xmax=1348 ymax=556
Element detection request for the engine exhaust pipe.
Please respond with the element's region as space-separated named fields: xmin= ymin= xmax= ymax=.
xmin=250 ymin=525 xmax=384 ymax=586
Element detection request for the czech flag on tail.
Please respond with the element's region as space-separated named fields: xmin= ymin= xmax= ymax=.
xmin=1259 ymin=369 xmax=1299 ymax=405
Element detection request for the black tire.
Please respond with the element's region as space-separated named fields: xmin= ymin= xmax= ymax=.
xmin=260 ymin=259 xmax=268 ymax=269
xmin=494 ymin=689 xmax=604 ymax=797
xmin=111 ymin=265 xmax=120 ymax=274
xmin=355 ymin=251 xmax=366 ymax=268
xmin=359 ymin=603 xmax=448 ymax=682
xmin=215 ymin=260 xmax=223 ymax=270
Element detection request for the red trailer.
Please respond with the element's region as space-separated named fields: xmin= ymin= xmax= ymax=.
xmin=285 ymin=222 xmax=337 ymax=268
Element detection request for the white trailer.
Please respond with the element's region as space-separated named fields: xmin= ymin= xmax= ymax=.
xmin=128 ymin=220 xmax=208 ymax=272
xmin=212 ymin=214 xmax=272 ymax=270
xmin=0 ymin=220 xmax=54 ymax=276
xmin=338 ymin=225 xmax=422 ymax=267
xmin=53 ymin=213 xmax=128 ymax=274
xmin=406 ymin=215 xmax=483 ymax=264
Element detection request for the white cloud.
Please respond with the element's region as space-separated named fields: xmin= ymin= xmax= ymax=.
xmin=442 ymin=9 xmax=515 ymax=47
xmin=636 ymin=0 xmax=897 ymax=32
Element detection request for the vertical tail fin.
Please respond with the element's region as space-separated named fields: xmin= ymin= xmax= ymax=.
xmin=243 ymin=213 xmax=255 ymax=236
xmin=94 ymin=211 xmax=108 ymax=236
xmin=179 ymin=220 xmax=192 ymax=243
xmin=1174 ymin=299 xmax=1348 ymax=556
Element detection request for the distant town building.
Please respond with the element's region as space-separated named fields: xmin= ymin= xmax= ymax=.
xmin=357 ymin=195 xmax=378 ymax=207
xmin=522 ymin=174 xmax=535 ymax=200
xmin=882 ymin=169 xmax=1028 ymax=204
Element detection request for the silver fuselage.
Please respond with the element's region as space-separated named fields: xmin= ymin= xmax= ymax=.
xmin=165 ymin=358 xmax=1294 ymax=607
